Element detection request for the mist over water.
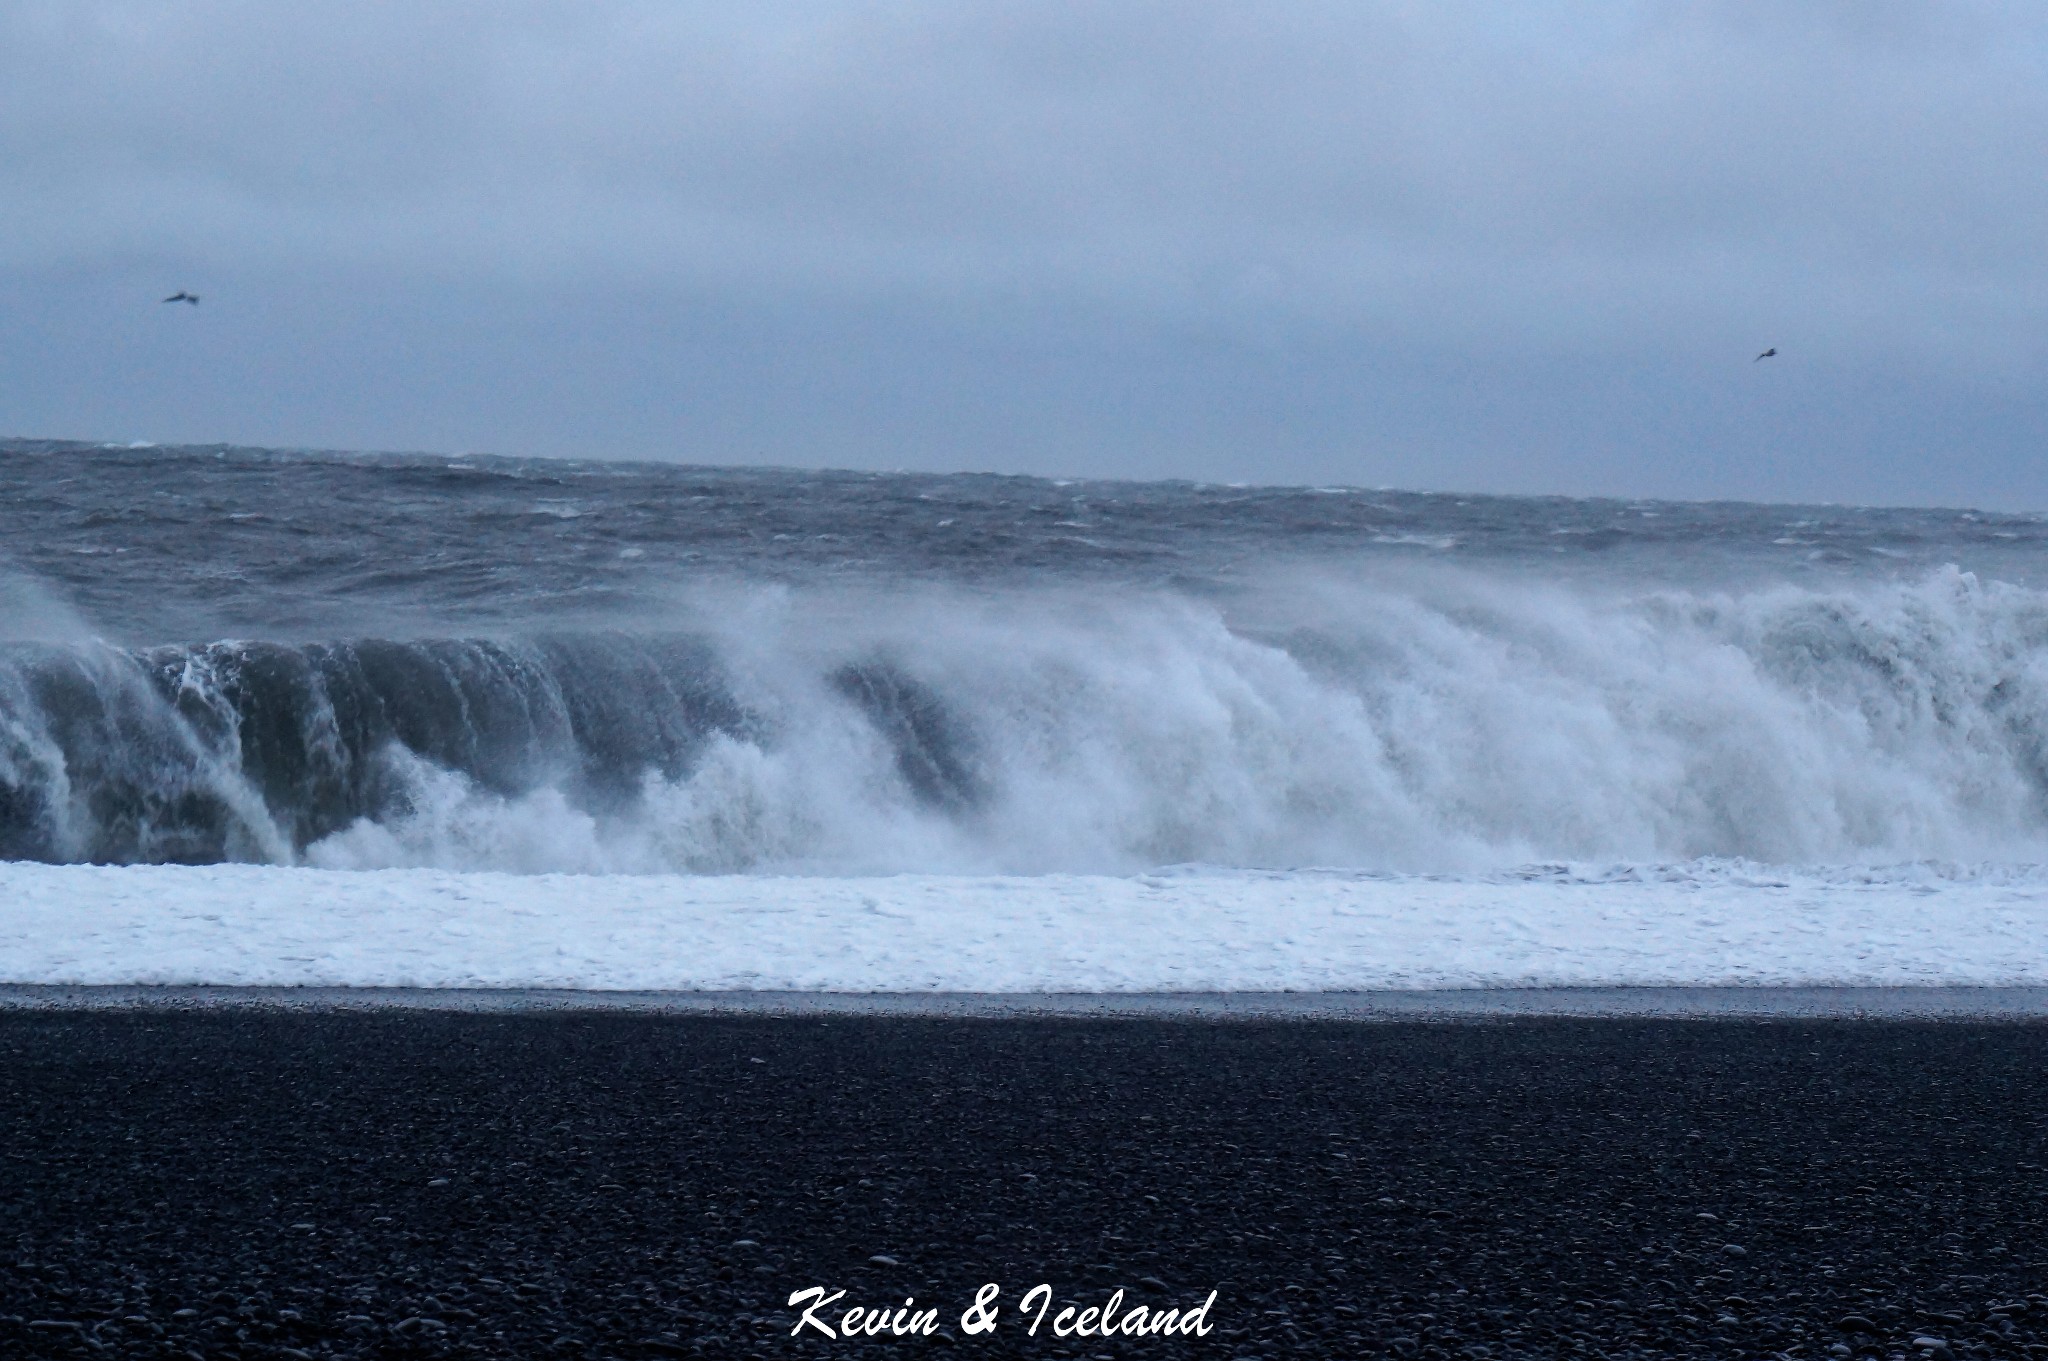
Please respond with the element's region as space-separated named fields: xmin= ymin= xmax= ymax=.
xmin=6 ymin=438 xmax=2048 ymax=875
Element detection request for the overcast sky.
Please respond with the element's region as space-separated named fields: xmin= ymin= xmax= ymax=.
xmin=2 ymin=1 xmax=2044 ymax=505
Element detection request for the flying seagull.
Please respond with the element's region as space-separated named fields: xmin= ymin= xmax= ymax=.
xmin=162 ymin=291 xmax=199 ymax=305
xmin=1754 ymin=347 xmax=1776 ymax=361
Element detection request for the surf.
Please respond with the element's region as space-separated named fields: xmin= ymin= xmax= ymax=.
xmin=4 ymin=566 xmax=2048 ymax=874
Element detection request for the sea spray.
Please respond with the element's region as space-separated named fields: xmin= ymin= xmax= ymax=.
xmin=5 ymin=567 xmax=2048 ymax=873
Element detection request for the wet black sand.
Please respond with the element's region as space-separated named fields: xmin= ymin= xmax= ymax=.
xmin=2 ymin=1012 xmax=2046 ymax=1359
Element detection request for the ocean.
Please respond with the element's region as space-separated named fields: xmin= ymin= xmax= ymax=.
xmin=4 ymin=436 xmax=2047 ymax=991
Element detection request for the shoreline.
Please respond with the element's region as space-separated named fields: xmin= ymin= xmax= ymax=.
xmin=8 ymin=982 xmax=2048 ymax=1018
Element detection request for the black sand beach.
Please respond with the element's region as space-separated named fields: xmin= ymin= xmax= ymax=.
xmin=3 ymin=1011 xmax=2046 ymax=1359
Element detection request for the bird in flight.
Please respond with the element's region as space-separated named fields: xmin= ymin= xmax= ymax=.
xmin=1754 ymin=347 xmax=1776 ymax=361
xmin=162 ymin=291 xmax=199 ymax=305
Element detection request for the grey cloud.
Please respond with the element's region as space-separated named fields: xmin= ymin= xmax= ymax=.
xmin=0 ymin=1 xmax=2044 ymax=501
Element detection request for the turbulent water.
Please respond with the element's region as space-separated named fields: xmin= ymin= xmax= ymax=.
xmin=7 ymin=436 xmax=2048 ymax=876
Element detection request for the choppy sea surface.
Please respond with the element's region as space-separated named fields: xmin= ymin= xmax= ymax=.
xmin=7 ymin=436 xmax=2048 ymax=879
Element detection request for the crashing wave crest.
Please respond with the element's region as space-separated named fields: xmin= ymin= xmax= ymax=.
xmin=5 ymin=566 xmax=2048 ymax=874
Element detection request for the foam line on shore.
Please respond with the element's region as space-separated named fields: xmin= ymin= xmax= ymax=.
xmin=4 ymin=861 xmax=2048 ymax=993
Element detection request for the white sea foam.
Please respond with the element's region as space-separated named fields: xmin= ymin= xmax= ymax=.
xmin=1 ymin=860 xmax=2044 ymax=991
xmin=295 ymin=565 xmax=2048 ymax=875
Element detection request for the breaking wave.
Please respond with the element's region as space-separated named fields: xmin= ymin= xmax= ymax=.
xmin=5 ymin=566 xmax=2048 ymax=874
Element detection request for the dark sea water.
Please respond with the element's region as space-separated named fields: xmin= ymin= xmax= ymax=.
xmin=6 ymin=436 xmax=2048 ymax=874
